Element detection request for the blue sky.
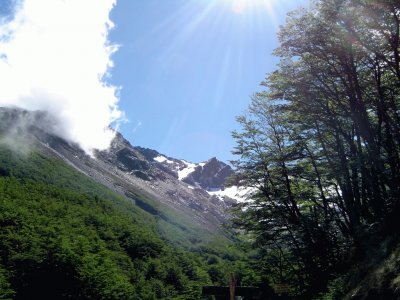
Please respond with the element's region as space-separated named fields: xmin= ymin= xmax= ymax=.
xmin=0 ymin=0 xmax=309 ymax=163
xmin=108 ymin=0 xmax=309 ymax=163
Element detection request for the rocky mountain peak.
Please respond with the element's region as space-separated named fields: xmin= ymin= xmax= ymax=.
xmin=181 ymin=157 xmax=234 ymax=191
xmin=0 ymin=107 xmax=242 ymax=233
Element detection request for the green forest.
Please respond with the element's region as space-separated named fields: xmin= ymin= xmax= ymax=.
xmin=0 ymin=148 xmax=260 ymax=300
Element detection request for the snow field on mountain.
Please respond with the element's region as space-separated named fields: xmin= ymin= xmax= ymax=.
xmin=153 ymin=155 xmax=174 ymax=164
xmin=208 ymin=186 xmax=255 ymax=203
xmin=177 ymin=160 xmax=198 ymax=180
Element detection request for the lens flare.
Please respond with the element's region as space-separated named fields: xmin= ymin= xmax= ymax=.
xmin=229 ymin=0 xmax=276 ymax=15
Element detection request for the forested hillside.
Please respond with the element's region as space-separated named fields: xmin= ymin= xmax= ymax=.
xmin=231 ymin=0 xmax=400 ymax=298
xmin=0 ymin=145 xmax=253 ymax=299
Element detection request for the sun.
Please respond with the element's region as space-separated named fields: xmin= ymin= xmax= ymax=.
xmin=229 ymin=0 xmax=276 ymax=15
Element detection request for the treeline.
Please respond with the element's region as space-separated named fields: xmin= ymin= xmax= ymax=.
xmin=232 ymin=0 xmax=400 ymax=297
xmin=0 ymin=147 xmax=251 ymax=299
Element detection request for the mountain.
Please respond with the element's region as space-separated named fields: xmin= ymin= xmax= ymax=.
xmin=150 ymin=154 xmax=234 ymax=190
xmin=145 ymin=151 xmax=252 ymax=203
xmin=0 ymin=107 xmax=259 ymax=299
xmin=0 ymin=107 xmax=243 ymax=240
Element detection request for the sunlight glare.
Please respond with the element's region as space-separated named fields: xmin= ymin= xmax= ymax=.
xmin=229 ymin=0 xmax=276 ymax=15
xmin=231 ymin=0 xmax=247 ymax=14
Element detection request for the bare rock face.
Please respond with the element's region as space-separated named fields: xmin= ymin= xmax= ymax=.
xmin=182 ymin=157 xmax=234 ymax=190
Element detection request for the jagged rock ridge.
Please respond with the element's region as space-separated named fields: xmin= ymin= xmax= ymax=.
xmin=0 ymin=107 xmax=242 ymax=234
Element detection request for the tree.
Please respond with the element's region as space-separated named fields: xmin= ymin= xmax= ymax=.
xmin=232 ymin=0 xmax=400 ymax=296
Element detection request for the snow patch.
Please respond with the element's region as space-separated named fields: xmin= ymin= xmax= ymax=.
xmin=208 ymin=186 xmax=255 ymax=202
xmin=178 ymin=160 xmax=197 ymax=180
xmin=154 ymin=155 xmax=174 ymax=164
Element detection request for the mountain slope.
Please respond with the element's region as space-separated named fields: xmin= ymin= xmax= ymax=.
xmin=0 ymin=107 xmax=238 ymax=244
xmin=0 ymin=148 xmax=207 ymax=299
xmin=0 ymin=108 xmax=251 ymax=299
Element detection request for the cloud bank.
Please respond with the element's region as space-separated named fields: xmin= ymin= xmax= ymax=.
xmin=0 ymin=0 xmax=123 ymax=153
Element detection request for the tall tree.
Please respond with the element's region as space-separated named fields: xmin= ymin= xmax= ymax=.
xmin=232 ymin=0 xmax=400 ymax=296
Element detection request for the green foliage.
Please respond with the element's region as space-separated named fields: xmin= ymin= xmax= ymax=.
xmin=317 ymin=277 xmax=347 ymax=300
xmin=0 ymin=264 xmax=14 ymax=300
xmin=232 ymin=0 xmax=400 ymax=297
xmin=0 ymin=145 xmax=257 ymax=299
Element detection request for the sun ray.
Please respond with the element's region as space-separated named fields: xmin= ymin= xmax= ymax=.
xmin=231 ymin=0 xmax=247 ymax=14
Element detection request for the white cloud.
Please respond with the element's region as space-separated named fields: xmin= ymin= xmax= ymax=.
xmin=0 ymin=0 xmax=123 ymax=153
